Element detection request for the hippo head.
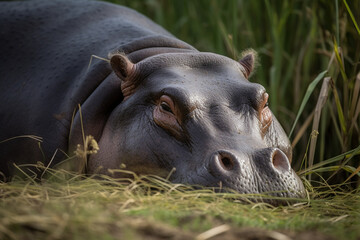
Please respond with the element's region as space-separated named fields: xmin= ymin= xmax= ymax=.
xmin=87 ymin=51 xmax=306 ymax=203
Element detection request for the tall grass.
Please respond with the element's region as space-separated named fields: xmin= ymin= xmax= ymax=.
xmin=105 ymin=0 xmax=360 ymax=189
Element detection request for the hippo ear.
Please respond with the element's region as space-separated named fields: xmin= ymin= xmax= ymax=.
xmin=239 ymin=50 xmax=256 ymax=79
xmin=110 ymin=54 xmax=135 ymax=80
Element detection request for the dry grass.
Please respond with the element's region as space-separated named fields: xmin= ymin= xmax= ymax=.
xmin=0 ymin=169 xmax=359 ymax=240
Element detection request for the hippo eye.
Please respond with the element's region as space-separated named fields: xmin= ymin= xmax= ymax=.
xmin=160 ymin=102 xmax=173 ymax=113
xmin=159 ymin=95 xmax=175 ymax=115
xmin=154 ymin=95 xmax=183 ymax=140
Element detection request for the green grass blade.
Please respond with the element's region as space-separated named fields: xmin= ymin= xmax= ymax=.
xmin=289 ymin=70 xmax=328 ymax=138
xmin=330 ymin=79 xmax=347 ymax=135
xmin=333 ymin=38 xmax=348 ymax=84
xmin=335 ymin=0 xmax=340 ymax=44
xmin=301 ymin=165 xmax=360 ymax=177
xmin=327 ymin=101 xmax=345 ymax=149
xmin=299 ymin=144 xmax=360 ymax=175
xmin=343 ymin=0 xmax=360 ymax=36
xmin=345 ymin=165 xmax=360 ymax=183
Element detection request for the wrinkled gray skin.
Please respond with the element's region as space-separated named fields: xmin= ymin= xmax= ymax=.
xmin=0 ymin=0 xmax=305 ymax=203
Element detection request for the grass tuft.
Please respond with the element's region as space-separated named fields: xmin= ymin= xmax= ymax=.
xmin=1 ymin=169 xmax=359 ymax=239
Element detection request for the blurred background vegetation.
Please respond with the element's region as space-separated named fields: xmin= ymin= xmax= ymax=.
xmin=104 ymin=0 xmax=360 ymax=189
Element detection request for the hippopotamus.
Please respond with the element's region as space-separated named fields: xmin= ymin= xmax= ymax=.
xmin=0 ymin=0 xmax=305 ymax=202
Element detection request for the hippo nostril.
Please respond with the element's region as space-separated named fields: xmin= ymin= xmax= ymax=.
xmin=271 ymin=149 xmax=290 ymax=172
xmin=209 ymin=150 xmax=239 ymax=177
xmin=219 ymin=156 xmax=234 ymax=171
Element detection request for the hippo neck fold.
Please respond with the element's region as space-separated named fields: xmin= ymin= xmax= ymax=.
xmin=117 ymin=35 xmax=198 ymax=63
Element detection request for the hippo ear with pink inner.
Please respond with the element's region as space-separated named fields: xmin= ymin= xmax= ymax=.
xmin=110 ymin=54 xmax=135 ymax=80
xmin=238 ymin=50 xmax=257 ymax=79
xmin=110 ymin=54 xmax=138 ymax=99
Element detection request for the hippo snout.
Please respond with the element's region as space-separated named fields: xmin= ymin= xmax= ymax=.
xmin=209 ymin=148 xmax=291 ymax=176
xmin=207 ymin=148 xmax=305 ymax=200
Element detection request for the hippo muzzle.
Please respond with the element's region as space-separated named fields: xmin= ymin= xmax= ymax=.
xmin=207 ymin=148 xmax=305 ymax=197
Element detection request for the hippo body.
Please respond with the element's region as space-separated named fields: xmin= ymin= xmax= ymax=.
xmin=0 ymin=0 xmax=305 ymax=201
